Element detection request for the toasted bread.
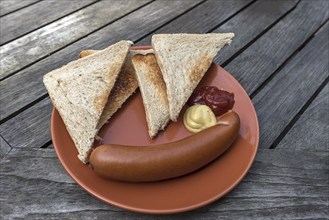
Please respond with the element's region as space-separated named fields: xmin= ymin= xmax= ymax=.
xmin=44 ymin=40 xmax=132 ymax=163
xmin=152 ymin=33 xmax=234 ymax=121
xmin=79 ymin=50 xmax=97 ymax=58
xmin=79 ymin=49 xmax=138 ymax=129
xmin=131 ymin=49 xmax=170 ymax=138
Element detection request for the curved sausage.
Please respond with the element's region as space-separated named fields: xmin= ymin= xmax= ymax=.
xmin=90 ymin=111 xmax=240 ymax=182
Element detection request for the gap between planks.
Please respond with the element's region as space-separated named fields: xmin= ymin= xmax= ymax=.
xmin=3 ymin=0 xmax=322 ymax=151
xmin=0 ymin=0 xmax=272 ymax=124
xmin=2 ymin=1 xmax=215 ymax=151
xmin=0 ymin=134 xmax=13 ymax=160
xmin=0 ymin=0 xmax=207 ymax=124
xmin=0 ymin=0 xmax=156 ymax=81
xmin=221 ymin=0 xmax=301 ymax=68
xmin=270 ymin=77 xmax=329 ymax=149
xmin=10 ymin=0 xmax=210 ymax=150
xmin=0 ymin=0 xmax=302 ymax=150
xmin=206 ymin=0 xmax=258 ymax=34
xmin=249 ymin=20 xmax=329 ymax=149
xmin=0 ymin=0 xmax=101 ymax=46
xmin=0 ymin=0 xmax=44 ymax=17
xmin=1 ymin=148 xmax=328 ymax=218
xmin=250 ymin=18 xmax=329 ymax=149
xmin=126 ymin=0 xmax=208 ymax=44
xmin=250 ymin=19 xmax=329 ymax=100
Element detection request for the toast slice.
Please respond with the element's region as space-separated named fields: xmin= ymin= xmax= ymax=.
xmin=79 ymin=49 xmax=138 ymax=129
xmin=132 ymin=49 xmax=170 ymax=138
xmin=152 ymin=33 xmax=234 ymax=121
xmin=44 ymin=40 xmax=132 ymax=163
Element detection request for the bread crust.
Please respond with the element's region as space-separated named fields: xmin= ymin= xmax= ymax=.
xmin=152 ymin=33 xmax=234 ymax=121
xmin=132 ymin=51 xmax=170 ymax=138
xmin=44 ymin=40 xmax=132 ymax=163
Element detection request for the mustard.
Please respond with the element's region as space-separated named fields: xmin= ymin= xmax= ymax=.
xmin=183 ymin=104 xmax=216 ymax=133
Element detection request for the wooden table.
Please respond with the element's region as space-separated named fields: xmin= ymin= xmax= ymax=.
xmin=1 ymin=0 xmax=328 ymax=219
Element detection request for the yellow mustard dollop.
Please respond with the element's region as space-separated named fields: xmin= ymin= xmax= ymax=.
xmin=183 ymin=104 xmax=216 ymax=133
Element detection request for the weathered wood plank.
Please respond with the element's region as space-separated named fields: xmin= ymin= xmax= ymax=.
xmin=224 ymin=0 xmax=329 ymax=95
xmin=0 ymin=135 xmax=11 ymax=159
xmin=0 ymin=0 xmax=98 ymax=45
xmin=0 ymin=0 xmax=204 ymax=121
xmin=0 ymin=0 xmax=288 ymax=151
xmin=143 ymin=0 xmax=301 ymax=79
xmin=0 ymin=0 xmax=151 ymax=79
xmin=214 ymin=0 xmax=298 ymax=66
xmin=0 ymin=147 xmax=73 ymax=183
xmin=277 ymin=83 xmax=329 ymax=150
xmin=0 ymin=98 xmax=52 ymax=149
xmin=253 ymin=22 xmax=329 ymax=148
xmin=137 ymin=0 xmax=255 ymax=45
xmin=0 ymin=147 xmax=116 ymax=219
xmin=0 ymin=0 xmax=303 ymax=153
xmin=0 ymin=0 xmax=41 ymax=17
xmin=1 ymin=148 xmax=327 ymax=219
xmin=0 ymin=0 xmax=294 ymax=123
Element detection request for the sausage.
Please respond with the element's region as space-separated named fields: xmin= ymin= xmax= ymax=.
xmin=90 ymin=111 xmax=240 ymax=182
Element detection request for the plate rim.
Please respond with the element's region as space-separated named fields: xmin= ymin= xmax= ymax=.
xmin=51 ymin=46 xmax=259 ymax=214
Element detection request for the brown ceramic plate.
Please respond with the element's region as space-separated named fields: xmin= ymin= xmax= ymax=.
xmin=51 ymin=46 xmax=259 ymax=214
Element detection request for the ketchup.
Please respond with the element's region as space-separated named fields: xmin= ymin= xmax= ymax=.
xmin=187 ymin=86 xmax=235 ymax=116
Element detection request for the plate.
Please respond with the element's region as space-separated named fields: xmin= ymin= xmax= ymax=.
xmin=51 ymin=46 xmax=259 ymax=214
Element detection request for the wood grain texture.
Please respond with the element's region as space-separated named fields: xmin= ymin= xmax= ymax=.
xmin=0 ymin=0 xmax=151 ymax=79
xmin=0 ymin=0 xmax=203 ymax=122
xmin=0 ymin=0 xmax=41 ymax=17
xmin=0 ymin=0 xmax=97 ymax=45
xmin=0 ymin=98 xmax=52 ymax=149
xmin=1 ymin=148 xmax=327 ymax=219
xmin=137 ymin=0 xmax=254 ymax=45
xmin=224 ymin=0 xmax=329 ymax=95
xmin=139 ymin=0 xmax=298 ymax=69
xmin=0 ymin=0 xmax=292 ymax=123
xmin=0 ymin=135 xmax=12 ymax=160
xmin=253 ymin=23 xmax=329 ymax=148
xmin=1 ymin=1 xmax=328 ymax=219
xmin=277 ymin=83 xmax=329 ymax=150
xmin=214 ymin=0 xmax=298 ymax=65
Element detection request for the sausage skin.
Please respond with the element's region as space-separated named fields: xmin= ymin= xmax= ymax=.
xmin=90 ymin=111 xmax=240 ymax=182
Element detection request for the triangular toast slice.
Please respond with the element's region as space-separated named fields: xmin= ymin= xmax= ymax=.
xmin=79 ymin=49 xmax=138 ymax=130
xmin=152 ymin=33 xmax=234 ymax=121
xmin=131 ymin=49 xmax=170 ymax=138
xmin=43 ymin=40 xmax=132 ymax=163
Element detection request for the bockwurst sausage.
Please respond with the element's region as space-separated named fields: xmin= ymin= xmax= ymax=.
xmin=90 ymin=111 xmax=240 ymax=182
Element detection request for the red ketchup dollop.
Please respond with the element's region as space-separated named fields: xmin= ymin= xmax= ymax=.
xmin=187 ymin=86 xmax=235 ymax=116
